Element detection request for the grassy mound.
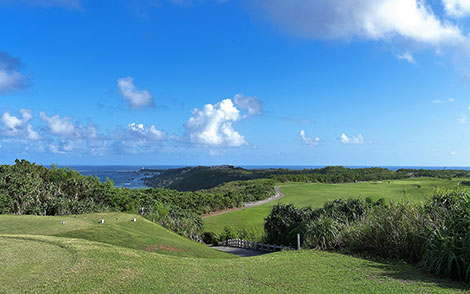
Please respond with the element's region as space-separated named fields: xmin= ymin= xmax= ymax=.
xmin=204 ymin=178 xmax=463 ymax=233
xmin=0 ymin=235 xmax=466 ymax=294
xmin=0 ymin=213 xmax=233 ymax=259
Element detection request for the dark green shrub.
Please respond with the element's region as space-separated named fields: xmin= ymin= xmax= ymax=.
xmin=264 ymin=199 xmax=378 ymax=247
xmin=0 ymin=194 xmax=12 ymax=214
xmin=460 ymin=181 xmax=470 ymax=186
xmin=202 ymin=232 xmax=218 ymax=245
xmin=158 ymin=206 xmax=204 ymax=241
xmin=264 ymin=204 xmax=316 ymax=246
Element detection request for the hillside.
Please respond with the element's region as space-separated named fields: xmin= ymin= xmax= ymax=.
xmin=1 ymin=234 xmax=466 ymax=293
xmin=143 ymin=165 xmax=276 ymax=191
xmin=0 ymin=213 xmax=233 ymax=259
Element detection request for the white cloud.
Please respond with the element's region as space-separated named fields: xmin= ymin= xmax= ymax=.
xmin=443 ymin=0 xmax=470 ymax=17
xmin=117 ymin=77 xmax=154 ymax=109
xmin=26 ymin=124 xmax=41 ymax=140
xmin=0 ymin=51 xmax=27 ymax=94
xmin=110 ymin=123 xmax=167 ymax=154
xmin=233 ymin=93 xmax=263 ymax=116
xmin=299 ymin=129 xmax=320 ymax=147
xmin=0 ymin=109 xmax=40 ymax=140
xmin=396 ymin=51 xmax=416 ymax=64
xmin=186 ymin=98 xmax=247 ymax=147
xmin=39 ymin=111 xmax=99 ymax=140
xmin=39 ymin=111 xmax=75 ymax=137
xmin=253 ymin=0 xmax=465 ymax=45
xmin=127 ymin=123 xmax=167 ymax=141
xmin=341 ymin=133 xmax=364 ymax=144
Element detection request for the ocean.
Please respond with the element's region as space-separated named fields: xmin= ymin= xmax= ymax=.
xmin=60 ymin=165 xmax=470 ymax=189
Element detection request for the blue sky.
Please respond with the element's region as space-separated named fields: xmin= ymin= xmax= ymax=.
xmin=1 ymin=0 xmax=470 ymax=166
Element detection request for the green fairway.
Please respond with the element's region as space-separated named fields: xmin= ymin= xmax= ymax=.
xmin=0 ymin=213 xmax=233 ymax=259
xmin=204 ymin=178 xmax=464 ymax=234
xmin=0 ymin=234 xmax=466 ymax=294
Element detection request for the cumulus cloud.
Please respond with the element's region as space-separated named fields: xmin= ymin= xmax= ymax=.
xmin=396 ymin=51 xmax=416 ymax=64
xmin=0 ymin=109 xmax=40 ymax=140
xmin=110 ymin=123 xmax=167 ymax=154
xmin=39 ymin=111 xmax=99 ymax=139
xmin=39 ymin=112 xmax=76 ymax=137
xmin=252 ymin=0 xmax=465 ymax=45
xmin=186 ymin=98 xmax=247 ymax=147
xmin=117 ymin=77 xmax=154 ymax=109
xmin=2 ymin=109 xmax=169 ymax=155
xmin=125 ymin=123 xmax=167 ymax=141
xmin=443 ymin=0 xmax=470 ymax=17
xmin=299 ymin=129 xmax=320 ymax=147
xmin=341 ymin=133 xmax=364 ymax=145
xmin=233 ymin=93 xmax=263 ymax=116
xmin=0 ymin=51 xmax=28 ymax=94
xmin=0 ymin=0 xmax=82 ymax=10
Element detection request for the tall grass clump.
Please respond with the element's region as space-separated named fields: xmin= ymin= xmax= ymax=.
xmin=422 ymin=189 xmax=470 ymax=282
xmin=265 ymin=189 xmax=470 ymax=283
xmin=264 ymin=198 xmax=382 ymax=249
xmin=341 ymin=202 xmax=428 ymax=262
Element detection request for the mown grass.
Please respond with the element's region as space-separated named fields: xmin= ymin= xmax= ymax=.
xmin=0 ymin=213 xmax=234 ymax=259
xmin=0 ymin=235 xmax=467 ymax=294
xmin=204 ymin=178 xmax=464 ymax=234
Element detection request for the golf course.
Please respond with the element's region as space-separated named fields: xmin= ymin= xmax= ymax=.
xmin=204 ymin=177 xmax=464 ymax=234
xmin=2 ymin=162 xmax=470 ymax=293
xmin=0 ymin=212 xmax=467 ymax=293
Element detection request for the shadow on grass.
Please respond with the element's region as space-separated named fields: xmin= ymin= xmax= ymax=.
xmin=366 ymin=258 xmax=469 ymax=292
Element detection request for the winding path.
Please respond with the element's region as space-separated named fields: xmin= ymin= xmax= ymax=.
xmin=201 ymin=186 xmax=285 ymax=219
xmin=211 ymin=246 xmax=266 ymax=257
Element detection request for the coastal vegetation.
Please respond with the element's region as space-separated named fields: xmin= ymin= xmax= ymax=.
xmin=2 ymin=159 xmax=470 ymax=291
xmin=262 ymin=189 xmax=470 ymax=282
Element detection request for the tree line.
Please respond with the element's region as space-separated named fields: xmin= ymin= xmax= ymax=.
xmin=0 ymin=160 xmax=274 ymax=240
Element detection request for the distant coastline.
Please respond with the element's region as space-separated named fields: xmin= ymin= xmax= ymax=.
xmin=43 ymin=165 xmax=470 ymax=189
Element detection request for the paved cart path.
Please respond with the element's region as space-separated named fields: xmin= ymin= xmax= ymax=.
xmin=201 ymin=186 xmax=285 ymax=219
xmin=211 ymin=246 xmax=266 ymax=257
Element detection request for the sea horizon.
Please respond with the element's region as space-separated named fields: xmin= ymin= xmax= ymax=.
xmin=46 ymin=164 xmax=470 ymax=189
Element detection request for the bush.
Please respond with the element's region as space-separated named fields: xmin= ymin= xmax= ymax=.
xmin=264 ymin=204 xmax=315 ymax=246
xmin=341 ymin=202 xmax=428 ymax=262
xmin=302 ymin=216 xmax=342 ymax=250
xmin=0 ymin=193 xmax=12 ymax=214
xmin=202 ymin=232 xmax=218 ymax=245
xmin=265 ymin=190 xmax=470 ymax=283
xmin=422 ymin=190 xmax=470 ymax=282
xmin=264 ymin=199 xmax=379 ymax=247
xmin=157 ymin=206 xmax=204 ymax=241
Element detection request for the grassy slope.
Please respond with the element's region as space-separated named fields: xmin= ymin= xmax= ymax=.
xmin=0 ymin=235 xmax=467 ymax=294
xmin=0 ymin=213 xmax=234 ymax=259
xmin=204 ymin=178 xmax=464 ymax=233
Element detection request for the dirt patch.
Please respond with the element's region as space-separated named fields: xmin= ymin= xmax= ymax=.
xmin=144 ymin=244 xmax=184 ymax=253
